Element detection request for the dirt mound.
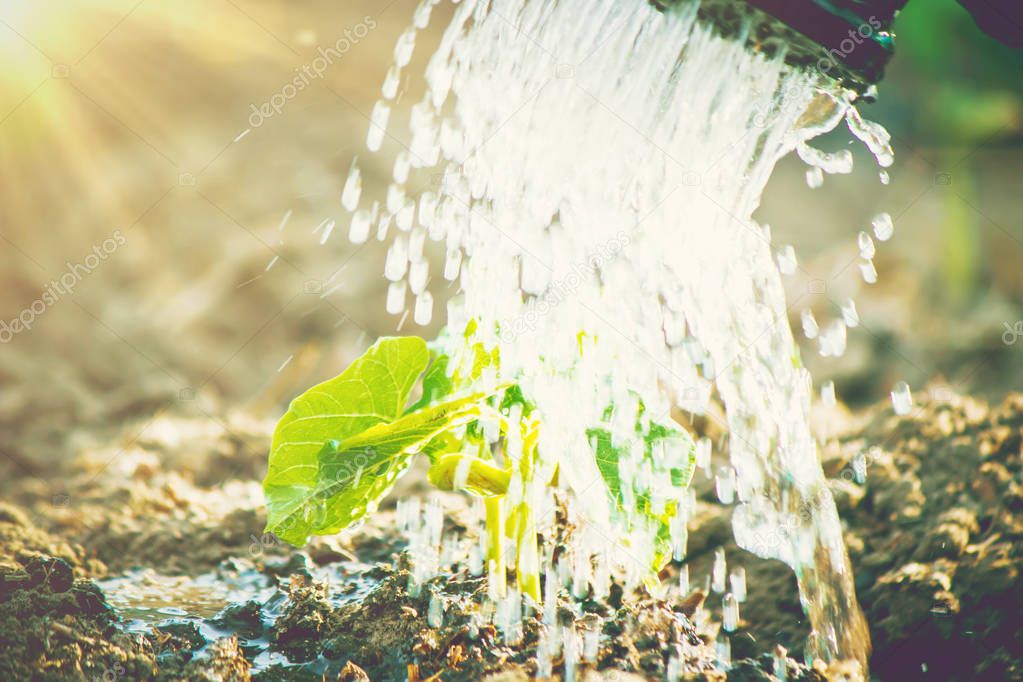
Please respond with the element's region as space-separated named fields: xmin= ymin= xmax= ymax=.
xmin=0 ymin=552 xmax=156 ymax=680
xmin=838 ymin=391 xmax=1023 ymax=680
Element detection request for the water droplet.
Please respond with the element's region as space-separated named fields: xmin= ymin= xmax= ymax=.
xmin=801 ymin=309 xmax=819 ymax=339
xmin=394 ymin=28 xmax=416 ymax=68
xmin=716 ymin=636 xmax=732 ymax=669
xmin=712 ymin=548 xmax=727 ymax=593
xmin=818 ymin=321 xmax=847 ymax=358
xmin=841 ymin=299 xmax=859 ymax=328
xmin=805 ymin=166 xmax=824 ymax=189
xmin=729 ymin=567 xmax=747 ymax=602
xmin=852 ymin=452 xmax=867 ymax=483
xmin=846 ymin=106 xmax=894 ymax=168
xmin=859 ymin=260 xmax=878 ymax=284
xmin=413 ymin=0 xmax=434 ymax=29
xmin=409 ymin=259 xmax=430 ymax=294
xmin=409 ymin=228 xmax=427 ymax=262
xmin=342 ymin=163 xmax=362 ymax=211
xmin=349 ymin=210 xmax=371 ymax=244
xmin=820 ymin=380 xmax=836 ymax=406
xmin=695 ymin=437 xmax=712 ymax=474
xmin=319 ymin=219 xmax=336 ymax=245
xmin=796 ymin=142 xmax=854 ymax=174
xmin=857 ymin=231 xmax=875 ymax=260
xmin=443 ymin=249 xmax=462 ymax=281
xmin=396 ymin=200 xmax=415 ymax=232
xmin=583 ymin=629 xmax=599 ymax=662
xmin=367 ymin=101 xmax=391 ymax=152
xmin=872 ymin=212 xmax=894 ymax=241
xmin=428 ymin=592 xmax=444 ymax=628
xmin=776 ymin=245 xmax=797 ymax=275
xmin=715 ymin=467 xmax=735 ymax=505
xmin=414 ymin=290 xmax=434 ymax=325
xmin=386 ymin=280 xmax=406 ymax=315
xmin=382 ymin=64 xmax=401 ymax=100
xmin=722 ymin=593 xmax=739 ymax=631
xmin=376 ymin=212 xmax=392 ymax=241
xmin=384 ymin=235 xmax=409 ymax=281
xmin=386 ymin=183 xmax=406 ymax=216
xmin=393 ymin=150 xmax=411 ymax=185
xmin=891 ymin=381 xmax=913 ymax=415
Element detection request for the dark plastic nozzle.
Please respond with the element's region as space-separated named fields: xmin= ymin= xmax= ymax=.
xmin=743 ymin=0 xmax=902 ymax=84
xmin=655 ymin=0 xmax=1021 ymax=88
xmin=651 ymin=0 xmax=902 ymax=87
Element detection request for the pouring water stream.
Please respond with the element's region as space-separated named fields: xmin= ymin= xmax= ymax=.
xmin=348 ymin=0 xmax=898 ymax=672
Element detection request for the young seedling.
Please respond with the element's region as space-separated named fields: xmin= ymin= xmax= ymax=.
xmin=263 ymin=334 xmax=697 ymax=603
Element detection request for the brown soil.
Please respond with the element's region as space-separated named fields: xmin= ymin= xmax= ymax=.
xmin=1 ymin=388 xmax=1021 ymax=680
xmin=682 ymin=388 xmax=1023 ymax=681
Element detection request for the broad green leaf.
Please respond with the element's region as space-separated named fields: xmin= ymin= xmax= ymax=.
xmin=265 ymin=336 xmax=429 ymax=490
xmin=265 ymin=392 xmax=491 ymax=545
xmin=265 ymin=440 xmax=402 ymax=546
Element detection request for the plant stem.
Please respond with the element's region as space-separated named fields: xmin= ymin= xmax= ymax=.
xmin=427 ymin=454 xmax=510 ymax=496
xmin=515 ymin=503 xmax=541 ymax=603
xmin=485 ymin=495 xmax=506 ymax=598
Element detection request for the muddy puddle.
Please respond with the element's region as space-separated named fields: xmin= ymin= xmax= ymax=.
xmin=95 ymin=557 xmax=387 ymax=677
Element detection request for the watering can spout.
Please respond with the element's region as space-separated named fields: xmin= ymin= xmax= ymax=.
xmin=655 ymin=0 xmax=1022 ymax=89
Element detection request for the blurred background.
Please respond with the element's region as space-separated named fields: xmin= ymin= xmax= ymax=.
xmin=1 ymin=0 xmax=1020 ymax=484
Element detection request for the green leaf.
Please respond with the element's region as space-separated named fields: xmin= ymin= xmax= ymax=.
xmin=263 ymin=332 xmax=508 ymax=546
xmin=266 ymin=394 xmax=486 ymax=545
xmin=467 ymin=342 xmax=499 ymax=382
xmin=265 ymin=336 xmax=429 ymax=489
xmin=587 ymin=419 xmax=696 ymax=570
xmin=264 ymin=439 xmax=406 ymax=546
xmin=407 ymin=353 xmax=454 ymax=413
xmin=499 ymin=384 xmax=534 ymax=414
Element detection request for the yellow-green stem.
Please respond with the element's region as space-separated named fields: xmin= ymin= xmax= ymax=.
xmin=515 ymin=503 xmax=541 ymax=603
xmin=485 ymin=496 xmax=506 ymax=598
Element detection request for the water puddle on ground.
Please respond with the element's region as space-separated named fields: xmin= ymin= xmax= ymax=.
xmin=98 ymin=556 xmax=384 ymax=675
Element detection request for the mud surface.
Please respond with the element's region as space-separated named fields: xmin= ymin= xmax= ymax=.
xmin=1 ymin=389 xmax=1021 ymax=680
xmin=682 ymin=389 xmax=1023 ymax=681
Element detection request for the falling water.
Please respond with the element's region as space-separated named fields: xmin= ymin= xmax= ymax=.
xmin=344 ymin=0 xmax=900 ymax=672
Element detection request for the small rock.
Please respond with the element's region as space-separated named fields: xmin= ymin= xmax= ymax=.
xmin=338 ymin=660 xmax=370 ymax=682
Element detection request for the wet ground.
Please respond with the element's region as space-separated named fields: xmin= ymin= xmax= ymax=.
xmin=2 ymin=386 xmax=1021 ymax=681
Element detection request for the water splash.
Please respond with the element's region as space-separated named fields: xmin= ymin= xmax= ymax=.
xmin=346 ymin=0 xmax=896 ymax=671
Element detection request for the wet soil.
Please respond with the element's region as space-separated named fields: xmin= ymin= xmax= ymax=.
xmin=1 ymin=388 xmax=1021 ymax=680
xmin=682 ymin=388 xmax=1023 ymax=681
